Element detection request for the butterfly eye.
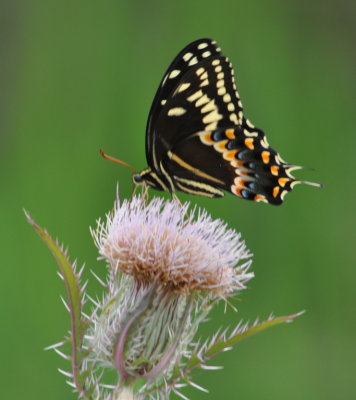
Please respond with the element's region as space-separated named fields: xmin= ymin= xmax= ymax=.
xmin=133 ymin=174 xmax=144 ymax=184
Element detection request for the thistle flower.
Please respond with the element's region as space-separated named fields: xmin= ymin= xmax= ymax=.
xmin=26 ymin=194 xmax=301 ymax=400
xmin=93 ymin=195 xmax=253 ymax=296
xmin=89 ymin=195 xmax=253 ymax=396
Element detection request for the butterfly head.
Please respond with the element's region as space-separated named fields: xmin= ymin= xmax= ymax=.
xmin=132 ymin=168 xmax=166 ymax=192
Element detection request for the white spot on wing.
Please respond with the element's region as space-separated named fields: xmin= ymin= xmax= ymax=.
xmin=228 ymin=103 xmax=235 ymax=111
xmin=202 ymin=51 xmax=211 ymax=58
xmin=203 ymin=110 xmax=222 ymax=124
xmin=198 ymin=42 xmax=208 ymax=49
xmin=161 ymin=74 xmax=168 ymax=86
xmin=195 ymin=94 xmax=210 ymax=107
xmin=212 ymin=59 xmax=220 ymax=66
xmin=200 ymin=71 xmax=208 ymax=80
xmin=177 ymin=82 xmax=191 ymax=92
xmin=168 ymin=107 xmax=186 ymax=116
xmin=183 ymin=52 xmax=193 ymax=61
xmin=244 ymin=129 xmax=259 ymax=137
xmin=200 ymin=79 xmax=209 ymax=87
xmin=161 ymin=99 xmax=167 ymax=105
xmin=169 ymin=69 xmax=180 ymax=79
xmin=229 ymin=113 xmax=238 ymax=124
xmin=223 ymin=94 xmax=231 ymax=103
xmin=201 ymin=100 xmax=216 ymax=114
xmin=196 ymin=67 xmax=205 ymax=76
xmin=246 ymin=119 xmax=254 ymax=128
xmin=205 ymin=121 xmax=218 ymax=130
xmin=187 ymin=90 xmax=203 ymax=102
xmin=188 ymin=56 xmax=198 ymax=66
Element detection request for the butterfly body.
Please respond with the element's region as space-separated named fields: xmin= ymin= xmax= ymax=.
xmin=133 ymin=38 xmax=319 ymax=205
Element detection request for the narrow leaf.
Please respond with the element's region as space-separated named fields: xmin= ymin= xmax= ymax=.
xmin=24 ymin=210 xmax=90 ymax=397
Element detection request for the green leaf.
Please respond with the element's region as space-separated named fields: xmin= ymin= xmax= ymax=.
xmin=142 ymin=312 xmax=303 ymax=395
xmin=189 ymin=312 xmax=304 ymax=370
xmin=25 ymin=210 xmax=90 ymax=397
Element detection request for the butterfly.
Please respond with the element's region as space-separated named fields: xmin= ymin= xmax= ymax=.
xmin=131 ymin=38 xmax=321 ymax=205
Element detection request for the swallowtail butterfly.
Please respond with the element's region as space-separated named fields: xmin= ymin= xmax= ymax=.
xmin=132 ymin=38 xmax=321 ymax=205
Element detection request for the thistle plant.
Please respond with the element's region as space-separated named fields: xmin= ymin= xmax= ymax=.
xmin=26 ymin=194 xmax=301 ymax=400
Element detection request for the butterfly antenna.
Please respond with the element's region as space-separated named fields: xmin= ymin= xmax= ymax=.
xmin=99 ymin=149 xmax=137 ymax=174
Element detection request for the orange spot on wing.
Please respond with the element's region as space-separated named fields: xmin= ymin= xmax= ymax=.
xmin=245 ymin=138 xmax=254 ymax=150
xmin=273 ymin=186 xmax=280 ymax=198
xmin=225 ymin=129 xmax=236 ymax=139
xmin=254 ymin=194 xmax=267 ymax=202
xmin=278 ymin=178 xmax=290 ymax=187
xmin=223 ymin=149 xmax=238 ymax=160
xmin=214 ymin=140 xmax=228 ymax=152
xmin=234 ymin=177 xmax=245 ymax=187
xmin=261 ymin=151 xmax=270 ymax=164
xmin=230 ymin=160 xmax=244 ymax=167
xmin=270 ymin=165 xmax=279 ymax=176
xmin=200 ymin=131 xmax=213 ymax=144
xmin=231 ymin=185 xmax=242 ymax=198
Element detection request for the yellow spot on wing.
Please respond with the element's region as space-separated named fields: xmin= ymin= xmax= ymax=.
xmin=273 ymin=186 xmax=280 ymax=198
xmin=188 ymin=56 xmax=198 ymax=66
xmin=223 ymin=94 xmax=231 ymax=103
xmin=183 ymin=52 xmax=193 ymax=61
xmin=203 ymin=110 xmax=222 ymax=124
xmin=174 ymin=176 xmax=224 ymax=197
xmin=197 ymin=42 xmax=208 ymax=49
xmin=229 ymin=113 xmax=238 ymax=124
xmin=168 ymin=107 xmax=186 ymax=116
xmin=187 ymin=90 xmax=203 ymax=102
xmin=196 ymin=94 xmax=210 ymax=107
xmin=177 ymin=83 xmax=191 ymax=92
xmin=196 ymin=67 xmax=205 ymax=76
xmin=169 ymin=69 xmax=180 ymax=78
xmin=201 ymin=100 xmax=216 ymax=114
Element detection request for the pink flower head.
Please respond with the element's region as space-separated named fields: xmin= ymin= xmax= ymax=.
xmin=93 ymin=195 xmax=253 ymax=297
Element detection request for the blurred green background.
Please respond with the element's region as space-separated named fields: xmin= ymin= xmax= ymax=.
xmin=1 ymin=0 xmax=355 ymax=399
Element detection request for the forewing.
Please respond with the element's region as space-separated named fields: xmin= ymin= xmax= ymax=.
xmin=146 ymin=39 xmax=244 ymax=169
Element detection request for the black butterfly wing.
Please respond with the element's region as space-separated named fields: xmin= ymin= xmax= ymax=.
xmin=146 ymin=39 xmax=244 ymax=170
xmin=165 ymin=124 xmax=300 ymax=205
